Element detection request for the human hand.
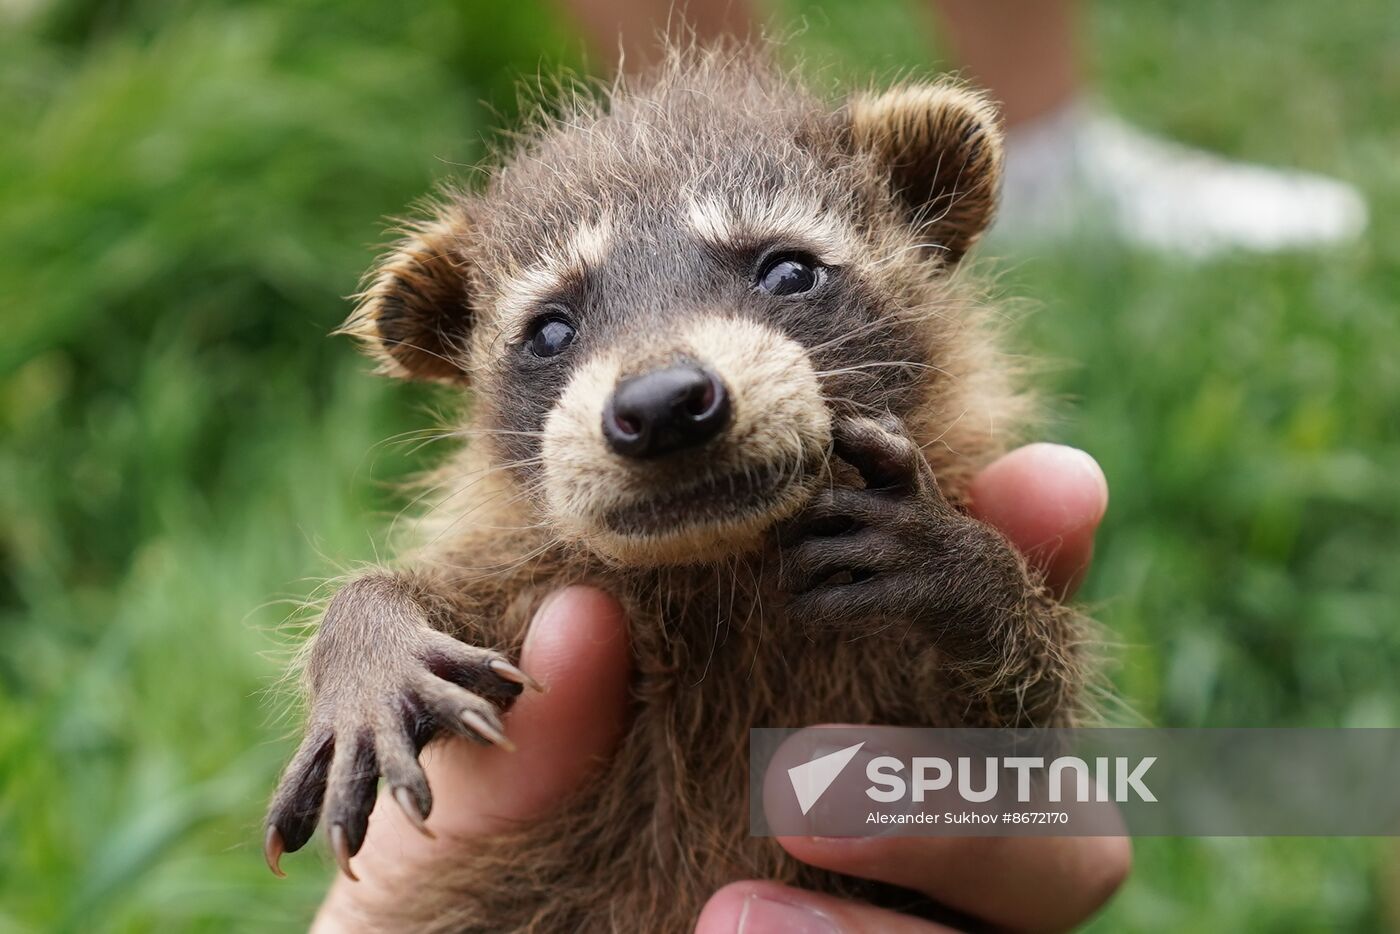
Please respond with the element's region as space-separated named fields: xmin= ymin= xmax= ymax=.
xmin=311 ymin=443 xmax=1119 ymax=933
xmin=697 ymin=442 xmax=1123 ymax=933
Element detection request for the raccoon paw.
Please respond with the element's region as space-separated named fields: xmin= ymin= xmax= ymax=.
xmin=778 ymin=414 xmax=961 ymax=625
xmin=263 ymin=631 xmax=541 ymax=879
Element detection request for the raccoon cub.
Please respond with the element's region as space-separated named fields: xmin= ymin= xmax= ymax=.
xmin=265 ymin=45 xmax=1088 ymax=932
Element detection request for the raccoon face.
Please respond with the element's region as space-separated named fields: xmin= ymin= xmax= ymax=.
xmin=343 ymin=57 xmax=1002 ymax=565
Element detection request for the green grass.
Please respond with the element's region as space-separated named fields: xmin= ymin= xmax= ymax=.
xmin=2 ymin=0 xmax=1397 ymax=929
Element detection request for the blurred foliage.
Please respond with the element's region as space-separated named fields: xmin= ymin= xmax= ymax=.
xmin=0 ymin=0 xmax=1397 ymax=930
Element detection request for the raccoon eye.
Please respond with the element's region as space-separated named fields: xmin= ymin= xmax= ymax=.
xmin=525 ymin=313 xmax=576 ymax=358
xmin=756 ymin=254 xmax=821 ymax=296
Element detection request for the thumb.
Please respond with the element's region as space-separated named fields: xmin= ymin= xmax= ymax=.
xmin=430 ymin=585 xmax=632 ymax=834
xmin=968 ymin=443 xmax=1108 ymax=598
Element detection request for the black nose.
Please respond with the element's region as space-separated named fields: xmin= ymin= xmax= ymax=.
xmin=602 ymin=364 xmax=731 ymax=459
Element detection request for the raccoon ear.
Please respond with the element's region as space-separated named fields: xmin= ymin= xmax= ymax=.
xmin=848 ymin=83 xmax=1004 ymax=265
xmin=340 ymin=203 xmax=475 ymax=382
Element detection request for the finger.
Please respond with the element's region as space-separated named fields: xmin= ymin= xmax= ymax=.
xmin=438 ymin=585 xmax=631 ymax=833
xmin=312 ymin=587 xmax=631 ymax=927
xmin=373 ymin=725 xmax=432 ymax=839
xmin=380 ymin=586 xmax=630 ymax=843
xmin=410 ymin=675 xmax=515 ymax=751
xmin=967 ymin=443 xmax=1108 ymax=598
xmin=418 ymin=630 xmax=531 ymax=703
xmin=320 ymin=732 xmax=379 ymax=880
xmin=775 ymin=833 xmax=1130 ymax=934
xmin=832 ymin=417 xmax=922 ymax=492
xmin=264 ymin=727 xmax=334 ymax=876
xmin=695 ymin=881 xmax=958 ymax=934
xmin=780 ymin=529 xmax=896 ymax=593
xmin=789 ymin=486 xmax=888 ymax=525
xmin=784 ymin=576 xmax=907 ymax=628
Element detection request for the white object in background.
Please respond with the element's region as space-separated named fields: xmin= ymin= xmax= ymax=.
xmin=992 ymin=100 xmax=1368 ymax=257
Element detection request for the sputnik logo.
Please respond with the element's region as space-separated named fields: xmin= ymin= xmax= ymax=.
xmin=787 ymin=742 xmax=865 ymax=815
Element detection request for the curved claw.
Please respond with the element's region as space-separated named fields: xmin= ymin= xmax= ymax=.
xmin=329 ymin=823 xmax=359 ymax=881
xmin=489 ymin=658 xmax=545 ymax=693
xmin=461 ymin=709 xmax=516 ymax=751
xmin=263 ymin=825 xmax=286 ymax=878
xmin=394 ymin=785 xmax=435 ymax=838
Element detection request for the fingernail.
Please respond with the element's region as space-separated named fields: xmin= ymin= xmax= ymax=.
xmin=532 ymin=588 xmax=569 ymax=623
xmin=803 ymin=747 xmax=877 ymax=836
xmin=1051 ymin=444 xmax=1109 ymax=520
xmin=737 ymin=893 xmax=840 ymax=933
xmin=518 ymin=590 xmax=570 ymax=693
xmin=530 ymin=585 xmax=623 ymax=648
